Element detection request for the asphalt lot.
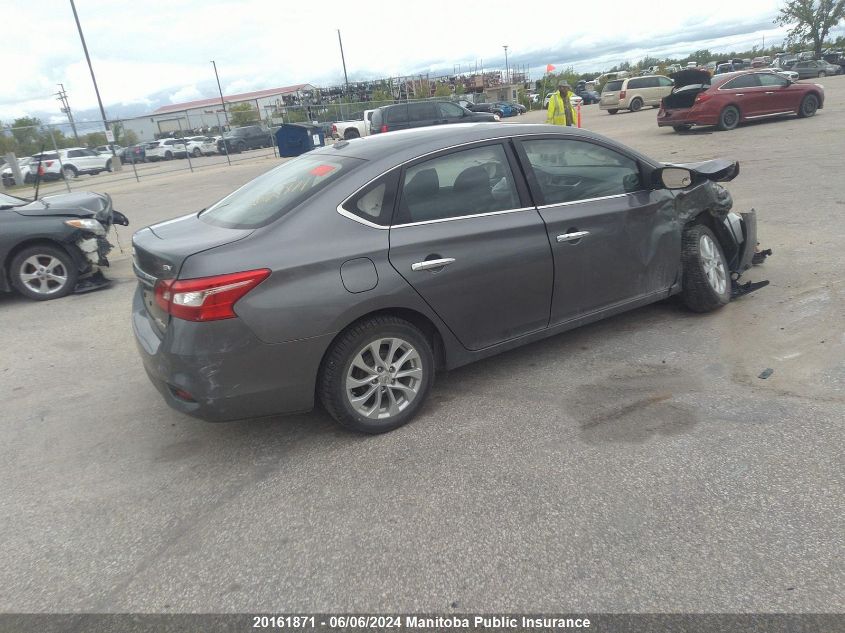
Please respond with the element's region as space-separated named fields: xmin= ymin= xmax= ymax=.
xmin=1 ymin=78 xmax=843 ymax=613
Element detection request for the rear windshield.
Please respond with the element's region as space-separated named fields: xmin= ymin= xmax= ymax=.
xmin=200 ymin=154 xmax=364 ymax=229
xmin=604 ymin=80 xmax=624 ymax=92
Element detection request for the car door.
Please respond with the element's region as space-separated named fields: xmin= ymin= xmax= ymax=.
xmin=719 ymin=74 xmax=766 ymax=117
xmin=514 ymin=136 xmax=679 ymax=325
xmin=757 ymin=72 xmax=801 ymax=113
xmin=437 ymin=101 xmax=467 ymax=124
xmin=407 ymin=102 xmax=440 ymax=129
xmin=388 ymin=141 xmax=553 ymax=350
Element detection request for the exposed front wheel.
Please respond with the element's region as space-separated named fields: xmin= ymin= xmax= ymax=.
xmin=11 ymin=245 xmax=78 ymax=301
xmin=798 ymin=93 xmax=819 ymax=118
xmin=717 ymin=105 xmax=740 ymax=131
xmin=681 ymin=224 xmax=730 ymax=313
xmin=318 ymin=316 xmax=434 ymax=434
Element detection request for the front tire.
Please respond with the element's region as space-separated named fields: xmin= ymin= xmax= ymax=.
xmin=681 ymin=224 xmax=731 ymax=313
xmin=717 ymin=105 xmax=740 ymax=131
xmin=164 ymin=151 xmax=173 ymax=160
xmin=10 ymin=245 xmax=78 ymax=301
xmin=62 ymin=165 xmax=78 ymax=180
xmin=105 ymin=159 xmax=113 ymax=172
xmin=318 ymin=316 xmax=434 ymax=434
xmin=798 ymin=93 xmax=819 ymax=118
xmin=237 ymin=142 xmax=246 ymax=153
xmin=193 ymin=148 xmax=201 ymax=157
xmin=818 ymin=71 xmax=825 ymax=78
xmin=629 ymin=98 xmax=643 ymax=112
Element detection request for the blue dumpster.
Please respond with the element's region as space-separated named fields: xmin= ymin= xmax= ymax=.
xmin=275 ymin=123 xmax=325 ymax=157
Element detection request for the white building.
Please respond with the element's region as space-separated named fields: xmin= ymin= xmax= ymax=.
xmin=122 ymin=83 xmax=315 ymax=140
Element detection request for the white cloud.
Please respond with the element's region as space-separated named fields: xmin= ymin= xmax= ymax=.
xmin=2 ymin=0 xmax=791 ymax=121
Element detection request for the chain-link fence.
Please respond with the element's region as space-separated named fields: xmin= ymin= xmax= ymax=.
xmin=1 ymin=78 xmax=537 ymax=198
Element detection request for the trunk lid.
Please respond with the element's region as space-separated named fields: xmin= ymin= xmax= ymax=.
xmin=132 ymin=212 xmax=254 ymax=332
xmin=669 ymin=69 xmax=712 ymax=90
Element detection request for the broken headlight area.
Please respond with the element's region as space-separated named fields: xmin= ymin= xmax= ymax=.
xmin=75 ymin=234 xmax=114 ymax=267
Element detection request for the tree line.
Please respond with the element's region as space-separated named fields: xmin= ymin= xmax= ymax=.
xmin=0 ymin=117 xmax=139 ymax=158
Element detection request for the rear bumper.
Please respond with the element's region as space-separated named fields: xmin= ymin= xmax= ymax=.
xmin=657 ymin=107 xmax=719 ymax=127
xmin=131 ymin=286 xmax=334 ymax=422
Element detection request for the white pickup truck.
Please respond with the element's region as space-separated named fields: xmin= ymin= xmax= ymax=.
xmin=331 ymin=110 xmax=375 ymax=140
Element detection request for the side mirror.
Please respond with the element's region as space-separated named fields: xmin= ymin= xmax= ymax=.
xmin=656 ymin=166 xmax=694 ymax=189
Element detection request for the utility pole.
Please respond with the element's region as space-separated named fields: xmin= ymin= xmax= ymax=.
xmin=337 ymin=29 xmax=349 ymax=117
xmin=69 ymin=0 xmax=119 ymax=168
xmin=211 ymin=60 xmax=229 ymax=128
xmin=55 ymin=83 xmax=80 ymax=144
xmin=503 ymin=45 xmax=509 ymax=85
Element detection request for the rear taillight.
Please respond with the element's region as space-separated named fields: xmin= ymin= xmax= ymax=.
xmin=154 ymin=269 xmax=270 ymax=322
xmin=380 ymin=125 xmax=389 ymax=133
xmin=619 ymin=90 xmax=627 ymax=99
xmin=45 ymin=161 xmax=54 ymax=167
xmin=695 ymin=93 xmax=712 ymax=104
xmin=331 ymin=124 xmax=337 ymax=133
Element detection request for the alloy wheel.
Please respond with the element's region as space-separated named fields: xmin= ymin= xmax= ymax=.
xmin=345 ymin=337 xmax=423 ymax=420
xmin=19 ymin=255 xmax=69 ymax=295
xmin=700 ymin=235 xmax=726 ymax=295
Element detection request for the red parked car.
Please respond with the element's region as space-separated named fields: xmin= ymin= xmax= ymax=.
xmin=658 ymin=69 xmax=824 ymax=132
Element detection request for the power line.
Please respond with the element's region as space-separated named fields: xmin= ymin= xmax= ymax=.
xmin=55 ymin=83 xmax=80 ymax=144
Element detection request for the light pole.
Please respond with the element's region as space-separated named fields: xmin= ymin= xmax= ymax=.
xmin=503 ymin=45 xmax=509 ymax=86
xmin=69 ymin=0 xmax=118 ymax=168
xmin=211 ymin=60 xmax=229 ymax=128
xmin=337 ymin=29 xmax=350 ymax=119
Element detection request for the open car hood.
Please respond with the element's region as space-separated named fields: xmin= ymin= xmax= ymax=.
xmin=664 ymin=158 xmax=740 ymax=182
xmin=669 ymin=69 xmax=712 ymax=89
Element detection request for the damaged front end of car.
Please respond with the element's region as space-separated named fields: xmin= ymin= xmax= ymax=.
xmin=13 ymin=191 xmax=131 ymax=294
xmin=655 ymin=159 xmax=771 ymax=299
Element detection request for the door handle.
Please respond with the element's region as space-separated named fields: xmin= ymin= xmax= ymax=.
xmin=412 ymin=257 xmax=455 ymax=271
xmin=557 ymin=231 xmax=590 ymax=243
xmin=736 ymin=93 xmax=744 ymax=96
xmin=765 ymin=91 xmax=775 ymax=94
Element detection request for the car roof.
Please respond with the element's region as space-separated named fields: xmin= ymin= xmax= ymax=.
xmin=314 ymin=123 xmax=647 ymax=167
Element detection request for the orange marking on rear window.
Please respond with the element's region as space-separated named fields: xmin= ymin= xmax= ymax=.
xmin=310 ymin=165 xmax=335 ymax=177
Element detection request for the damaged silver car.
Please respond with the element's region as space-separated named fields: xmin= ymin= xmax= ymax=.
xmin=132 ymin=124 xmax=768 ymax=433
xmin=0 ymin=191 xmax=128 ymax=300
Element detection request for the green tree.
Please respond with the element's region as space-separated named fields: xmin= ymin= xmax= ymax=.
xmin=776 ymin=0 xmax=845 ymax=58
xmin=84 ymin=132 xmax=107 ymax=147
xmin=229 ymin=103 xmax=259 ymax=126
xmin=10 ymin=117 xmax=42 ymax=155
xmin=455 ymin=82 xmax=466 ymax=96
xmin=434 ymin=83 xmax=452 ymax=97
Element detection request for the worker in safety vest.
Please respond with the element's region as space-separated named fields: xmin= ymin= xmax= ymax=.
xmin=547 ymin=79 xmax=577 ymax=127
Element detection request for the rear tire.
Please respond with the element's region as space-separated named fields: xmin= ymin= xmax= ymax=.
xmin=62 ymin=165 xmax=78 ymax=180
xmin=318 ymin=316 xmax=434 ymax=434
xmin=798 ymin=93 xmax=819 ymax=118
xmin=607 ymin=109 xmax=618 ymax=115
xmin=681 ymin=224 xmax=731 ymax=313
xmin=105 ymin=159 xmax=113 ymax=172
xmin=344 ymin=129 xmax=360 ymax=140
xmin=10 ymin=244 xmax=78 ymax=301
xmin=192 ymin=148 xmax=201 ymax=157
xmin=237 ymin=142 xmax=246 ymax=153
xmin=818 ymin=71 xmax=826 ymax=78
xmin=673 ymin=124 xmax=693 ymax=132
xmin=629 ymin=98 xmax=643 ymax=112
xmin=164 ymin=151 xmax=173 ymax=160
xmin=717 ymin=105 xmax=740 ymax=131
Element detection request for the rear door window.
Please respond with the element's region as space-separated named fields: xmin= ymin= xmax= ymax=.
xmin=396 ymin=144 xmax=520 ymax=224
xmin=722 ymin=74 xmax=761 ymax=89
xmin=385 ymin=105 xmax=408 ymax=124
xmin=200 ymin=154 xmax=363 ymax=229
xmin=758 ymin=73 xmax=789 ymax=87
xmin=627 ymin=78 xmax=645 ymax=89
xmin=409 ymin=102 xmax=438 ymax=122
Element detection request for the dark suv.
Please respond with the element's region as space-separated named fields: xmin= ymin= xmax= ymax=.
xmin=217 ymin=125 xmax=274 ymax=153
xmin=370 ymin=101 xmax=497 ymax=134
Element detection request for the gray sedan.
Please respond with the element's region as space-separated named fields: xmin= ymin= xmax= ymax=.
xmin=132 ymin=124 xmax=764 ymax=433
xmin=792 ymin=59 xmax=840 ymax=78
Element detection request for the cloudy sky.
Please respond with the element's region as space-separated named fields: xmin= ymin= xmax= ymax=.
xmin=4 ymin=0 xmax=838 ymax=124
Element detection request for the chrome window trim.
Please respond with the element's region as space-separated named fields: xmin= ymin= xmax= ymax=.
xmin=392 ymin=207 xmax=535 ymax=229
xmin=536 ymin=191 xmax=646 ymax=210
xmin=334 ymin=132 xmax=650 ymax=229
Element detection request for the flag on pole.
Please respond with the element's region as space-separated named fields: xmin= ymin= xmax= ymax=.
xmin=546 ymin=64 xmax=556 ymax=72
